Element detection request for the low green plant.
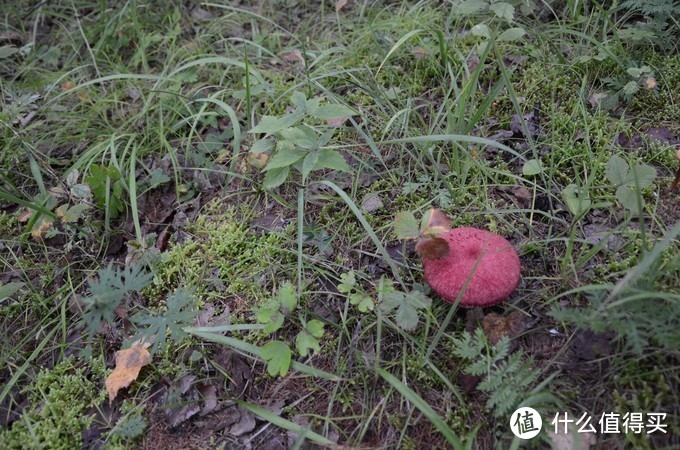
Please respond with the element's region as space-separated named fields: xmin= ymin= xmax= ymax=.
xmin=255 ymin=281 xmax=325 ymax=376
xmin=0 ymin=356 xmax=107 ymax=450
xmin=248 ymin=91 xmax=355 ymax=189
xmin=338 ymin=271 xmax=432 ymax=332
xmin=605 ymin=154 xmax=656 ymax=214
xmin=85 ymin=164 xmax=126 ymax=218
xmin=451 ymin=328 xmax=554 ymax=419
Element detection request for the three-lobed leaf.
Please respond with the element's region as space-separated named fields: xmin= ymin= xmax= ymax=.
xmin=394 ymin=211 xmax=420 ymax=240
xmin=261 ymin=341 xmax=292 ymax=377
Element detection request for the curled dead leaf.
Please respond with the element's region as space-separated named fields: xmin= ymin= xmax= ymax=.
xmin=420 ymin=208 xmax=452 ymax=237
xmin=415 ymin=237 xmax=450 ymax=260
xmin=335 ymin=0 xmax=348 ymax=12
xmin=105 ymin=342 xmax=152 ymax=404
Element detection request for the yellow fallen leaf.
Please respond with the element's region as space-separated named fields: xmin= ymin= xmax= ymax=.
xmin=31 ymin=217 xmax=53 ymax=240
xmin=105 ymin=342 xmax=152 ymax=404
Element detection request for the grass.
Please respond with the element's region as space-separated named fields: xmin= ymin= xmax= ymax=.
xmin=1 ymin=1 xmax=679 ymax=449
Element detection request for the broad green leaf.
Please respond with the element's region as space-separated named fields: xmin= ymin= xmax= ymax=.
xmin=279 ymin=125 xmax=317 ymax=149
xmin=380 ymin=289 xmax=404 ymax=314
xmin=264 ymin=148 xmax=308 ymax=170
xmin=453 ymin=0 xmax=488 ymax=15
xmin=261 ymin=341 xmax=291 ymax=377
xmin=277 ymin=282 xmax=297 ymax=314
xmin=257 ymin=308 xmax=285 ymax=334
xmin=0 ymin=46 xmax=19 ymax=59
xmin=490 ymin=2 xmax=514 ymax=21
xmin=396 ymin=301 xmax=419 ymax=331
xmin=251 ymin=139 xmax=274 ymax=154
xmin=337 ymin=271 xmax=356 ymax=293
xmin=471 ymin=24 xmax=491 ymax=39
xmin=562 ymin=184 xmax=591 ymax=217
xmin=605 ymin=155 xmax=629 ymax=185
xmin=290 ymin=91 xmax=307 ymax=110
xmin=394 ymin=211 xmax=420 ymax=239
xmin=522 ymin=159 xmax=543 ymax=176
xmin=301 ymin=151 xmax=320 ymax=181
xmin=57 ymin=203 xmax=91 ymax=223
xmin=626 ymin=164 xmax=656 ymax=189
xmin=623 ymin=81 xmax=639 ymax=96
xmin=311 ymin=103 xmax=356 ymax=120
xmin=496 ymin=27 xmax=526 ymax=42
xmin=313 ymin=149 xmax=351 ymax=173
xmin=350 ymin=292 xmax=374 ymax=312
xmin=295 ymin=331 xmax=320 ymax=357
xmin=249 ymin=111 xmax=304 ymax=135
xmin=406 ymin=289 xmax=432 ymax=309
xmin=616 ymin=186 xmax=643 ymax=214
xmin=304 ymin=97 xmax=321 ymax=116
xmin=263 ymin=166 xmax=290 ymax=189
xmin=306 ymin=319 xmax=324 ymax=338
xmin=0 ymin=282 xmax=25 ymax=302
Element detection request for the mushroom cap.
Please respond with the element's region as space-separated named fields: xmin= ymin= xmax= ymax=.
xmin=422 ymin=227 xmax=520 ymax=307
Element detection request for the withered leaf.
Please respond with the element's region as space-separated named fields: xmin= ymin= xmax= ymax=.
xmin=481 ymin=311 xmax=528 ymax=345
xmin=105 ymin=342 xmax=152 ymax=404
xmin=415 ymin=237 xmax=450 ymax=260
xmin=335 ymin=0 xmax=348 ymax=12
xmin=419 ymin=208 xmax=452 ymax=237
xmin=278 ymin=49 xmax=304 ymax=63
xmin=412 ymin=46 xmax=427 ymax=60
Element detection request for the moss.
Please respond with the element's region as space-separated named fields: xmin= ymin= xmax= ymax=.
xmin=145 ymin=203 xmax=295 ymax=307
xmin=0 ymin=356 xmax=107 ymax=450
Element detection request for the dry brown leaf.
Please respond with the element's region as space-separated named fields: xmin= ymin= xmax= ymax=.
xmin=420 ymin=208 xmax=452 ymax=237
xmin=105 ymin=342 xmax=152 ymax=404
xmin=588 ymin=92 xmax=606 ymax=108
xmin=326 ymin=116 xmax=347 ymax=127
xmin=415 ymin=237 xmax=450 ymax=260
xmin=412 ymin=46 xmax=428 ymax=60
xmin=481 ymin=311 xmax=528 ymax=345
xmin=643 ymin=76 xmax=657 ymax=90
xmin=31 ymin=218 xmax=53 ymax=240
xmin=17 ymin=208 xmax=32 ymax=222
xmin=278 ymin=49 xmax=304 ymax=63
xmin=335 ymin=0 xmax=348 ymax=12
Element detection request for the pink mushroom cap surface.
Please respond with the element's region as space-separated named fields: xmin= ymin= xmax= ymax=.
xmin=422 ymin=227 xmax=520 ymax=307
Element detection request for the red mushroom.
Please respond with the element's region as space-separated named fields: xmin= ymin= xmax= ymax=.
xmin=420 ymin=227 xmax=521 ymax=307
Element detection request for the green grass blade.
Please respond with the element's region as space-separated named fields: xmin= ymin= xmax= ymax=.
xmin=376 ymin=367 xmax=464 ymax=449
xmin=184 ymin=328 xmax=341 ymax=381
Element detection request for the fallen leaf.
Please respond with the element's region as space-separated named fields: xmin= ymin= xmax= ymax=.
xmin=412 ymin=46 xmax=428 ymax=60
xmin=361 ymin=193 xmax=384 ymax=213
xmin=17 ymin=208 xmax=32 ymax=222
xmin=197 ymin=383 xmax=217 ymax=416
xmin=481 ymin=311 xmax=528 ymax=345
xmin=31 ymin=217 xmax=54 ymax=240
xmin=105 ymin=342 xmax=152 ymax=404
xmin=419 ymin=208 xmax=452 ymax=236
xmin=643 ymin=76 xmax=657 ymax=90
xmin=588 ymin=92 xmax=606 ymax=108
xmin=335 ymin=0 xmax=348 ymax=12
xmin=415 ymin=237 xmax=450 ymax=260
xmin=278 ymin=49 xmax=304 ymax=64
xmin=326 ymin=116 xmax=347 ymax=127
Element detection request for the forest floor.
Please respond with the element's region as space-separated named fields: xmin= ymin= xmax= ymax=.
xmin=1 ymin=1 xmax=679 ymax=449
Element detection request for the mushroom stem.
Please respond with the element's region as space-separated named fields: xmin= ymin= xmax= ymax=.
xmin=671 ymin=168 xmax=680 ymax=192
